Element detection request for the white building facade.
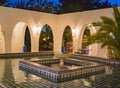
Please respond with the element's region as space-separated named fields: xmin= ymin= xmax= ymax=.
xmin=0 ymin=6 xmax=115 ymax=58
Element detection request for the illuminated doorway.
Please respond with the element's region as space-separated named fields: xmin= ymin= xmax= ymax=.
xmin=39 ymin=24 xmax=53 ymax=51
xmin=81 ymin=26 xmax=90 ymax=54
xmin=62 ymin=26 xmax=73 ymax=53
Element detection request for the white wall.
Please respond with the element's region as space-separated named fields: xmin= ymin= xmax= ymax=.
xmin=0 ymin=6 xmax=115 ymax=58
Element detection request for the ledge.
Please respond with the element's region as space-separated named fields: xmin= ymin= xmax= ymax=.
xmin=0 ymin=51 xmax=54 ymax=58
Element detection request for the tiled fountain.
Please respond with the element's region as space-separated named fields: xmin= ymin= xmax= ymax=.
xmin=19 ymin=58 xmax=105 ymax=83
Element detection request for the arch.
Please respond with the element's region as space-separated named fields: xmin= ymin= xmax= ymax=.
xmin=78 ymin=24 xmax=97 ymax=56
xmin=62 ymin=25 xmax=73 ymax=53
xmin=0 ymin=25 xmax=5 ymax=53
xmin=11 ymin=22 xmax=33 ymax=53
xmin=39 ymin=24 xmax=54 ymax=51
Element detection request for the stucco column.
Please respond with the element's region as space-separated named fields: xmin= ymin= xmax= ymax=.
xmin=97 ymin=44 xmax=108 ymax=58
xmin=32 ymin=34 xmax=39 ymax=52
xmin=72 ymin=27 xmax=80 ymax=53
xmin=73 ymin=36 xmax=79 ymax=53
xmin=54 ymin=37 xmax=62 ymax=54
xmin=4 ymin=26 xmax=13 ymax=53
xmin=53 ymin=29 xmax=62 ymax=54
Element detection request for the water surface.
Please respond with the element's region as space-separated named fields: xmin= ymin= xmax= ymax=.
xmin=0 ymin=57 xmax=120 ymax=88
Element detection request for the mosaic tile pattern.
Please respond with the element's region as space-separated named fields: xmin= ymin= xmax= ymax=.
xmin=0 ymin=58 xmax=120 ymax=88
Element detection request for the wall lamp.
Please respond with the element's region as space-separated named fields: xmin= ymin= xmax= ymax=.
xmin=72 ymin=27 xmax=77 ymax=37
xmin=34 ymin=24 xmax=40 ymax=35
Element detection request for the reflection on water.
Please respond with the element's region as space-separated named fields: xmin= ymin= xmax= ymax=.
xmin=0 ymin=59 xmax=5 ymax=82
xmin=0 ymin=57 xmax=120 ymax=88
xmin=12 ymin=59 xmax=25 ymax=83
xmin=82 ymin=79 xmax=91 ymax=87
xmin=105 ymin=66 xmax=113 ymax=75
xmin=45 ymin=61 xmax=80 ymax=70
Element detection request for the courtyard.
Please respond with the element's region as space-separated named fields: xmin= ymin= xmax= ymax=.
xmin=0 ymin=4 xmax=120 ymax=88
xmin=0 ymin=54 xmax=120 ymax=88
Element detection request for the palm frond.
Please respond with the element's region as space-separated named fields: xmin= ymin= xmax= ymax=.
xmin=87 ymin=6 xmax=120 ymax=59
xmin=101 ymin=16 xmax=115 ymax=25
xmin=86 ymin=32 xmax=107 ymax=45
xmin=92 ymin=22 xmax=103 ymax=26
xmin=113 ymin=6 xmax=120 ymax=29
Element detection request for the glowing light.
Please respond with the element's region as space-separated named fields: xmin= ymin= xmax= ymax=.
xmin=72 ymin=27 xmax=76 ymax=37
xmin=43 ymin=38 xmax=46 ymax=41
xmin=33 ymin=24 xmax=40 ymax=35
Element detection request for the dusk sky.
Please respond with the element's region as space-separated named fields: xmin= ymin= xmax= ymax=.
xmin=8 ymin=0 xmax=60 ymax=4
xmin=102 ymin=0 xmax=120 ymax=6
xmin=7 ymin=0 xmax=120 ymax=6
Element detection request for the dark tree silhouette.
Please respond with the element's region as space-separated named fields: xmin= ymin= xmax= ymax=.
xmin=2 ymin=0 xmax=60 ymax=14
xmin=59 ymin=0 xmax=112 ymax=13
xmin=0 ymin=0 xmax=7 ymax=5
xmin=1 ymin=0 xmax=114 ymax=14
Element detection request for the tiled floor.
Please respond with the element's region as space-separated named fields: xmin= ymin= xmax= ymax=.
xmin=0 ymin=58 xmax=120 ymax=88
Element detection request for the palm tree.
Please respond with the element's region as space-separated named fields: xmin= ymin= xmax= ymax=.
xmin=86 ymin=6 xmax=120 ymax=59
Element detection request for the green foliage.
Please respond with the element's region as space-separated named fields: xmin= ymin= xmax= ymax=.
xmin=63 ymin=26 xmax=73 ymax=42
xmin=86 ymin=6 xmax=120 ymax=59
xmin=42 ymin=25 xmax=53 ymax=42
xmin=83 ymin=27 xmax=90 ymax=37
xmin=39 ymin=25 xmax=53 ymax=51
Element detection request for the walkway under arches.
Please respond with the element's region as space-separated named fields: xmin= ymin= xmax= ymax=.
xmin=11 ymin=22 xmax=33 ymax=53
xmin=78 ymin=24 xmax=98 ymax=56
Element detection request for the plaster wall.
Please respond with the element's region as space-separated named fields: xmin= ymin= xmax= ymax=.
xmin=0 ymin=6 xmax=115 ymax=58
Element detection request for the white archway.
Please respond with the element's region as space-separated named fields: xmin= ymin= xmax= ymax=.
xmin=11 ymin=22 xmax=33 ymax=53
xmin=0 ymin=25 xmax=5 ymax=53
xmin=78 ymin=24 xmax=98 ymax=56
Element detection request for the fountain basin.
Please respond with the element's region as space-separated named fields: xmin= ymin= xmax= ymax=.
xmin=19 ymin=58 xmax=105 ymax=82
